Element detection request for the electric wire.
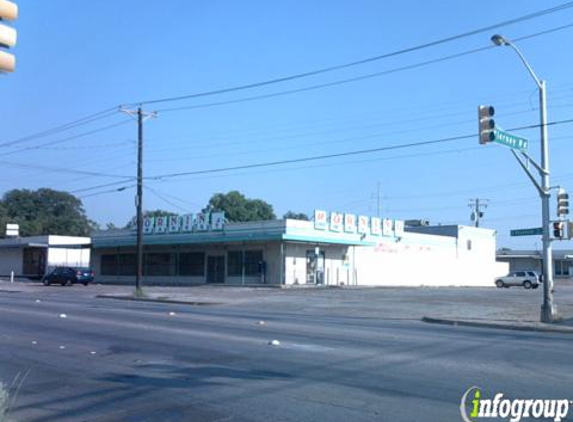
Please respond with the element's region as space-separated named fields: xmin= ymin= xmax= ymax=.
xmin=132 ymin=2 xmax=573 ymax=106
xmin=0 ymin=119 xmax=133 ymax=158
xmin=156 ymin=23 xmax=573 ymax=113
xmin=0 ymin=107 xmax=119 ymax=147
xmin=148 ymin=118 xmax=573 ymax=181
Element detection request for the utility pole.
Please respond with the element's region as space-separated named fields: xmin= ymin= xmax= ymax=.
xmin=468 ymin=198 xmax=488 ymax=228
xmin=120 ymin=106 xmax=156 ymax=296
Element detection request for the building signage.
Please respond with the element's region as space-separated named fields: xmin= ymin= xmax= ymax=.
xmin=344 ymin=214 xmax=357 ymax=233
xmin=394 ymin=220 xmax=405 ymax=237
xmin=155 ymin=216 xmax=168 ymax=233
xmin=371 ymin=217 xmax=382 ymax=235
xmin=5 ymin=223 xmax=18 ymax=237
xmin=143 ymin=217 xmax=155 ymax=234
xmin=168 ymin=215 xmax=181 ymax=233
xmin=314 ymin=210 xmax=328 ymax=230
xmin=313 ymin=210 xmax=404 ymax=238
xmin=143 ymin=212 xmax=225 ymax=235
xmin=358 ymin=215 xmax=369 ymax=234
xmin=382 ymin=218 xmax=393 ymax=236
xmin=330 ymin=212 xmax=343 ymax=232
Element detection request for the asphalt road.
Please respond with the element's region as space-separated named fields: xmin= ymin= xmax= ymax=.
xmin=0 ymin=286 xmax=572 ymax=422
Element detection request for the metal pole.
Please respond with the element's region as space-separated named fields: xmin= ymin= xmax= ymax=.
xmin=492 ymin=35 xmax=559 ymax=322
xmin=135 ymin=107 xmax=144 ymax=295
xmin=539 ymin=80 xmax=558 ymax=322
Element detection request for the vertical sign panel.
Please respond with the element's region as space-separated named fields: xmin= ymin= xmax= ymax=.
xmin=143 ymin=217 xmax=155 ymax=234
xmin=211 ymin=212 xmax=225 ymax=230
xmin=154 ymin=216 xmax=168 ymax=233
xmin=344 ymin=214 xmax=357 ymax=233
xmin=314 ymin=210 xmax=328 ymax=230
xmin=181 ymin=214 xmax=195 ymax=232
xmin=168 ymin=215 xmax=181 ymax=233
xmin=382 ymin=219 xmax=393 ymax=237
xmin=330 ymin=212 xmax=343 ymax=232
xmin=394 ymin=220 xmax=405 ymax=237
xmin=371 ymin=217 xmax=382 ymax=236
xmin=196 ymin=213 xmax=209 ymax=231
xmin=358 ymin=215 xmax=369 ymax=235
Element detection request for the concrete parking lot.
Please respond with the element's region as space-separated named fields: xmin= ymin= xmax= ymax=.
xmin=1 ymin=280 xmax=573 ymax=421
xmin=3 ymin=279 xmax=573 ymax=328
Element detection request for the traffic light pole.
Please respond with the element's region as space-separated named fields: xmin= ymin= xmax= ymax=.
xmin=538 ymin=80 xmax=558 ymax=323
xmin=491 ymin=34 xmax=559 ymax=322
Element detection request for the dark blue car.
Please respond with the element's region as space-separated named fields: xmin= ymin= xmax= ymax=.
xmin=42 ymin=267 xmax=94 ymax=286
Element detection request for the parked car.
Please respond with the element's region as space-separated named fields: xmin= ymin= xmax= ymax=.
xmin=42 ymin=267 xmax=94 ymax=286
xmin=525 ymin=271 xmax=543 ymax=283
xmin=495 ymin=271 xmax=540 ymax=289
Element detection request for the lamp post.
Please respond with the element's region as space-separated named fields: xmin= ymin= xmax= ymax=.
xmin=491 ymin=34 xmax=558 ymax=322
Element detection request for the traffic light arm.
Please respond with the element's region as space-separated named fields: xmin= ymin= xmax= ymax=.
xmin=519 ymin=150 xmax=548 ymax=176
xmin=510 ymin=149 xmax=545 ymax=196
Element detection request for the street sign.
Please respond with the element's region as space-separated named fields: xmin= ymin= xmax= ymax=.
xmin=493 ymin=129 xmax=529 ymax=152
xmin=510 ymin=227 xmax=542 ymax=237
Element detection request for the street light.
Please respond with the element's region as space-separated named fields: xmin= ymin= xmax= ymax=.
xmin=491 ymin=34 xmax=558 ymax=323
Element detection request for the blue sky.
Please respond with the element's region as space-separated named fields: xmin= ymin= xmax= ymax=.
xmin=2 ymin=1 xmax=573 ymax=250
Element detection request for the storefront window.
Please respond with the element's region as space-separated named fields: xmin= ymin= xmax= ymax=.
xmin=101 ymin=254 xmax=118 ymax=275
xmin=118 ymin=254 xmax=136 ymax=276
xmin=245 ymin=250 xmax=263 ymax=275
xmin=227 ymin=250 xmax=263 ymax=276
xmin=227 ymin=251 xmax=242 ymax=276
xmin=179 ymin=252 xmax=205 ymax=276
xmin=145 ymin=253 xmax=176 ymax=276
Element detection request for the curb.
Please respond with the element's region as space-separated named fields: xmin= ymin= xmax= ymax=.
xmin=96 ymin=295 xmax=222 ymax=306
xmin=421 ymin=316 xmax=573 ymax=334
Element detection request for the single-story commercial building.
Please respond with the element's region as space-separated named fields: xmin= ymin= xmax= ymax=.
xmin=91 ymin=211 xmax=507 ymax=287
xmin=496 ymin=249 xmax=573 ymax=279
xmin=0 ymin=235 xmax=91 ymax=279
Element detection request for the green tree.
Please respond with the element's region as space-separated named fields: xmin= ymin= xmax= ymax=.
xmin=124 ymin=209 xmax=177 ymax=229
xmin=283 ymin=211 xmax=309 ymax=221
xmin=0 ymin=188 xmax=97 ymax=237
xmin=205 ymin=191 xmax=275 ymax=222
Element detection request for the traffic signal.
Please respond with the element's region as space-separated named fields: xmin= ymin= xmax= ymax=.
xmin=0 ymin=0 xmax=17 ymax=73
xmin=557 ymin=188 xmax=569 ymax=217
xmin=553 ymin=222 xmax=564 ymax=239
xmin=478 ymin=105 xmax=496 ymax=144
xmin=568 ymin=221 xmax=573 ymax=240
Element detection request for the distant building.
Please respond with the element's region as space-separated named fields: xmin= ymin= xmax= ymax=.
xmin=0 ymin=235 xmax=91 ymax=279
xmin=90 ymin=214 xmax=505 ymax=287
xmin=496 ymin=249 xmax=573 ymax=278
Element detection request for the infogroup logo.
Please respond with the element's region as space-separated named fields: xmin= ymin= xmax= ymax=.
xmin=460 ymin=387 xmax=571 ymax=422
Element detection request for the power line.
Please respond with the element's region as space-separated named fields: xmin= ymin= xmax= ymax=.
xmin=156 ymin=23 xmax=573 ymax=114
xmin=0 ymin=107 xmax=119 ymax=147
xmin=131 ymin=3 xmax=573 ymax=107
xmin=147 ymin=118 xmax=573 ymax=181
xmin=0 ymin=160 xmax=133 ymax=179
xmin=79 ymin=184 xmax=135 ymax=199
xmin=144 ymin=186 xmax=193 ymax=213
xmin=0 ymin=119 xmax=132 ymax=158
xmin=71 ymin=180 xmax=136 ymax=194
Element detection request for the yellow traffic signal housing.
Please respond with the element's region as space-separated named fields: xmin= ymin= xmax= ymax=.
xmin=478 ymin=105 xmax=496 ymax=144
xmin=0 ymin=0 xmax=17 ymax=73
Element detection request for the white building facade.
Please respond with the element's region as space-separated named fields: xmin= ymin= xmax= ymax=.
xmin=0 ymin=235 xmax=91 ymax=279
xmin=91 ymin=212 xmax=506 ymax=287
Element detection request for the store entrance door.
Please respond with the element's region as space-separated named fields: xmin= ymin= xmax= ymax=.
xmin=306 ymin=250 xmax=325 ymax=284
xmin=207 ymin=256 xmax=225 ymax=284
